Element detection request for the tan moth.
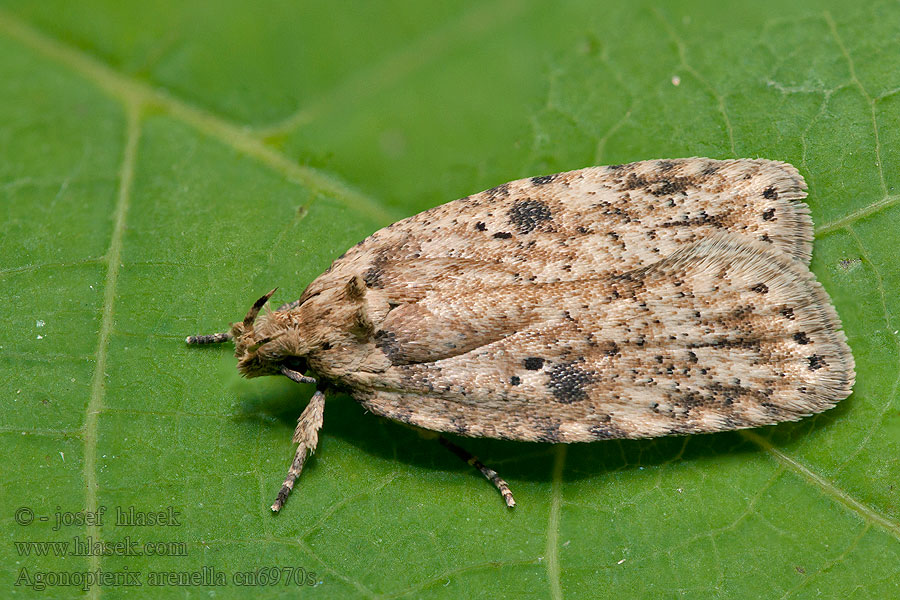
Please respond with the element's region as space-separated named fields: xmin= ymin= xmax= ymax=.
xmin=187 ymin=158 xmax=855 ymax=511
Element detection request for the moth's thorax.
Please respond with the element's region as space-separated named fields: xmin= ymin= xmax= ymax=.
xmin=304 ymin=278 xmax=383 ymax=336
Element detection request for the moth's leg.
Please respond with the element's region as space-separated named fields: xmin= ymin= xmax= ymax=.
xmin=276 ymin=299 xmax=302 ymax=312
xmin=281 ymin=365 xmax=317 ymax=385
xmin=438 ymin=436 xmax=516 ymax=508
xmin=271 ymin=389 xmax=326 ymax=512
xmin=185 ymin=332 xmax=232 ymax=344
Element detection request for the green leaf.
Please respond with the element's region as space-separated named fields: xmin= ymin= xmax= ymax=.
xmin=2 ymin=1 xmax=899 ymax=598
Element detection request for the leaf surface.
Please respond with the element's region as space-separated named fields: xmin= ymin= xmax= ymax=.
xmin=1 ymin=1 xmax=899 ymax=598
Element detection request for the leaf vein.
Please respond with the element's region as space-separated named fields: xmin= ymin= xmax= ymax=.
xmin=546 ymin=444 xmax=566 ymax=600
xmin=82 ymin=101 xmax=141 ymax=599
xmin=825 ymin=11 xmax=888 ymax=198
xmin=0 ymin=8 xmax=399 ymax=225
xmin=742 ymin=431 xmax=900 ymax=542
xmin=654 ymin=8 xmax=736 ymax=156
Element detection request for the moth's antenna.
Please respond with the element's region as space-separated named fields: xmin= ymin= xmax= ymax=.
xmin=243 ymin=288 xmax=278 ymax=327
xmin=185 ymin=332 xmax=233 ymax=345
xmin=186 ymin=288 xmax=277 ymax=345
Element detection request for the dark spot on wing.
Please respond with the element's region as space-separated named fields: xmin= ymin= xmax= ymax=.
xmin=363 ymin=266 xmax=384 ymax=288
xmin=509 ymin=376 xmax=521 ymax=386
xmin=508 ymin=199 xmax=552 ymax=234
xmin=658 ymin=211 xmax=725 ymax=229
xmin=751 ymin=283 xmax=768 ymax=294
xmin=493 ymin=231 xmax=512 ymax=239
xmin=374 ymin=330 xmax=403 ymax=365
xmin=763 ymin=186 xmax=778 ymax=199
xmin=807 ymin=355 xmax=826 ymax=371
xmin=531 ymin=174 xmax=557 ymax=185
xmin=621 ymin=170 xmax=697 ymax=198
xmin=621 ymin=173 xmax=650 ymax=191
xmin=588 ymin=418 xmax=625 ymax=439
xmin=793 ymin=332 xmax=810 ymax=345
xmin=475 ymin=221 xmax=487 ymax=231
xmin=658 ymin=160 xmax=675 ymax=171
xmin=673 ymin=390 xmax=707 ymax=410
xmin=705 ymin=382 xmax=768 ymax=408
xmin=547 ymin=359 xmax=595 ymax=403
xmin=762 ymin=208 xmax=776 ymax=221
xmin=533 ymin=418 xmax=562 ymax=443
xmin=486 ymin=183 xmax=510 ymax=198
xmin=523 ymin=357 xmax=545 ymax=370
xmin=702 ymin=163 xmax=720 ymax=176
xmin=654 ymin=178 xmax=690 ymax=196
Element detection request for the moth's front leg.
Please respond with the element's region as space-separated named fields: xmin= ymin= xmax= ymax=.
xmin=271 ymin=388 xmax=325 ymax=512
xmin=281 ymin=365 xmax=317 ymax=385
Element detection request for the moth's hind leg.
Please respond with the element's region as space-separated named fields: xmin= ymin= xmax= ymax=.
xmin=271 ymin=389 xmax=326 ymax=512
xmin=437 ymin=435 xmax=516 ymax=508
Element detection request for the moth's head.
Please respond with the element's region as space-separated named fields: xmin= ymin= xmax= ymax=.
xmin=230 ymin=289 xmax=308 ymax=379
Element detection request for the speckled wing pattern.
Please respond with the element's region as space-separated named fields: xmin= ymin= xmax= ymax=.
xmin=305 ymin=158 xmax=854 ymax=443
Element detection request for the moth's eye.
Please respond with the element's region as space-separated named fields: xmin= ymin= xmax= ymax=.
xmin=282 ymin=356 xmax=308 ymax=373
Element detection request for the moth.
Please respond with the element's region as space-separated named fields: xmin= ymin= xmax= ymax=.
xmin=187 ymin=158 xmax=855 ymax=511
